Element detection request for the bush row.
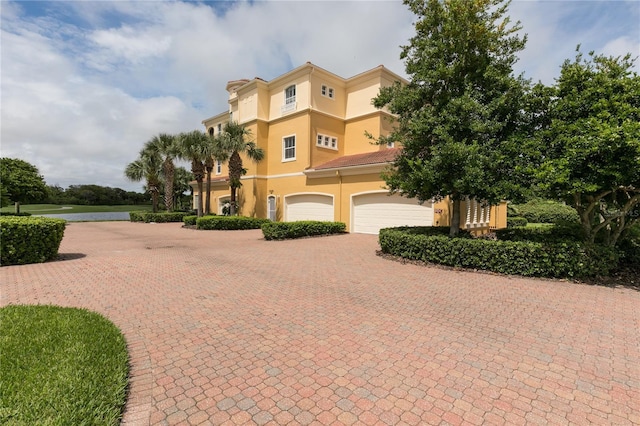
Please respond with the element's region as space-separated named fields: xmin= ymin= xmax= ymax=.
xmin=262 ymin=221 xmax=346 ymax=240
xmin=1 ymin=217 xmax=66 ymax=266
xmin=129 ymin=211 xmax=189 ymax=223
xmin=510 ymin=200 xmax=579 ymax=224
xmin=196 ymin=216 xmax=270 ymax=230
xmin=507 ymin=216 xmax=528 ymax=228
xmin=379 ymin=227 xmax=617 ymax=278
xmin=0 ymin=212 xmax=32 ymax=216
xmin=495 ymin=222 xmax=584 ymax=243
xmin=619 ymin=224 xmax=640 ymax=267
xmin=183 ymin=215 xmax=198 ymax=226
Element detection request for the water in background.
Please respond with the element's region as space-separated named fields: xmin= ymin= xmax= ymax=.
xmin=36 ymin=212 xmax=131 ymax=221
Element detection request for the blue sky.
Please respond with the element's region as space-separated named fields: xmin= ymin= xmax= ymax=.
xmin=1 ymin=0 xmax=639 ymax=192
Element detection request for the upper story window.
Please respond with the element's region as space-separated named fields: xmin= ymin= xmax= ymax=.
xmin=316 ymin=133 xmax=338 ymax=150
xmin=285 ymin=85 xmax=296 ymax=104
xmin=208 ymin=127 xmax=214 ymax=136
xmin=283 ymin=135 xmax=296 ymax=161
xmin=282 ymin=85 xmax=297 ymax=114
xmin=217 ymin=123 xmax=222 ymax=133
xmin=387 ymin=141 xmax=395 ymax=148
xmin=321 ymin=85 xmax=334 ymax=99
xmin=216 ymin=160 xmax=222 ymax=175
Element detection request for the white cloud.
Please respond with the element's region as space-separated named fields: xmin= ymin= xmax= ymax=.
xmin=1 ymin=0 xmax=638 ymax=192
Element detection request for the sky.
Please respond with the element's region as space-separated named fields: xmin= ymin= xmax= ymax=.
xmin=1 ymin=0 xmax=639 ymax=193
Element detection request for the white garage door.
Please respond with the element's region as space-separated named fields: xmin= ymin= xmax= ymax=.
xmin=285 ymin=194 xmax=334 ymax=222
xmin=352 ymin=193 xmax=433 ymax=234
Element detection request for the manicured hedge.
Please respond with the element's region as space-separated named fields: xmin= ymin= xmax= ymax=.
xmin=196 ymin=216 xmax=270 ymax=230
xmin=129 ymin=211 xmax=188 ymax=223
xmin=495 ymin=221 xmax=584 ymax=244
xmin=262 ymin=221 xmax=346 ymax=240
xmin=1 ymin=217 xmax=66 ymax=266
xmin=507 ymin=216 xmax=528 ymax=228
xmin=619 ymin=224 xmax=640 ymax=267
xmin=379 ymin=226 xmax=617 ymax=278
xmin=511 ymin=200 xmax=579 ymax=224
xmin=183 ymin=215 xmax=198 ymax=226
xmin=0 ymin=212 xmax=32 ymax=216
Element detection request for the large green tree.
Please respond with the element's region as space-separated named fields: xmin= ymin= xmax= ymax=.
xmin=373 ymin=0 xmax=527 ymax=236
xmin=124 ymin=151 xmax=163 ymax=213
xmin=204 ymin=134 xmax=229 ymax=215
xmin=0 ymin=158 xmax=48 ymax=213
xmin=144 ymin=134 xmax=180 ymax=212
xmin=177 ymin=130 xmax=211 ymax=217
xmin=534 ymin=50 xmax=640 ymax=247
xmin=219 ymin=122 xmax=264 ymax=216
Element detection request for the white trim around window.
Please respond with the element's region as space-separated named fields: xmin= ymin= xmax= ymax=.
xmin=216 ymin=160 xmax=222 ymax=175
xmin=316 ymin=133 xmax=338 ymax=150
xmin=282 ymin=135 xmax=296 ymax=161
xmin=321 ymin=84 xmax=335 ymax=99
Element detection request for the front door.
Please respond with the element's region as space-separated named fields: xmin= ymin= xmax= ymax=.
xmin=268 ymin=196 xmax=276 ymax=221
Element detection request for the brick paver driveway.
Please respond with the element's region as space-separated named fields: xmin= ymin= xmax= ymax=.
xmin=1 ymin=222 xmax=639 ymax=425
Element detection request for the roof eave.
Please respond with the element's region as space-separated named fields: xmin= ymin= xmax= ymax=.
xmin=304 ymin=162 xmax=390 ymax=179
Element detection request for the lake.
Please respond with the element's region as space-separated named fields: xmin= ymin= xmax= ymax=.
xmin=37 ymin=212 xmax=131 ymax=221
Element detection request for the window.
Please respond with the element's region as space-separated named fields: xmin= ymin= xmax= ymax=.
xmin=285 ymin=85 xmax=296 ymax=104
xmin=282 ymin=85 xmax=297 ymax=113
xmin=217 ymin=123 xmax=222 ymax=133
xmin=387 ymin=141 xmax=395 ymax=148
xmin=208 ymin=127 xmax=214 ymax=136
xmin=283 ymin=136 xmax=296 ymax=161
xmin=321 ymin=85 xmax=335 ymax=99
xmin=316 ymin=133 xmax=338 ymax=150
xmin=216 ymin=160 xmax=222 ymax=175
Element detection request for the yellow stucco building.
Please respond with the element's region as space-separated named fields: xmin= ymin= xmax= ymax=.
xmin=198 ymin=62 xmax=506 ymax=234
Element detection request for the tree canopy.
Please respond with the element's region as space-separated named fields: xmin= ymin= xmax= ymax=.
xmin=0 ymin=158 xmax=48 ymax=212
xmin=373 ymin=0 xmax=527 ymax=235
xmin=533 ymin=50 xmax=640 ymax=246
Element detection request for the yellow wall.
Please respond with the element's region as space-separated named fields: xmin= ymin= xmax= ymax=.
xmin=195 ymin=63 xmax=507 ymax=233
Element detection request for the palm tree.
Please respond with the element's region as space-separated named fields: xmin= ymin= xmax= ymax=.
xmin=220 ymin=122 xmax=265 ymax=215
xmin=125 ymin=150 xmax=162 ymax=213
xmin=177 ymin=130 xmax=211 ymax=217
xmin=172 ymin=166 xmax=193 ymax=211
xmin=144 ymin=133 xmax=179 ymax=212
xmin=204 ymin=133 xmax=229 ymax=215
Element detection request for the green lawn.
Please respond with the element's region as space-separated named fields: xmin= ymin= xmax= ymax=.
xmin=1 ymin=204 xmax=152 ymax=214
xmin=0 ymin=305 xmax=129 ymax=425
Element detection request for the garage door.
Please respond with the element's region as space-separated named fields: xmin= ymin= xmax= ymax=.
xmin=352 ymin=193 xmax=433 ymax=234
xmin=285 ymin=194 xmax=334 ymax=222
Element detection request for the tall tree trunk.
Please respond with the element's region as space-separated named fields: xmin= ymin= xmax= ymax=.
xmin=164 ymin=161 xmax=174 ymax=212
xmin=205 ymin=163 xmax=213 ymax=215
xmin=150 ymin=187 xmax=159 ymax=213
xmin=228 ymin=151 xmax=243 ymax=216
xmin=450 ymin=197 xmax=461 ymax=237
xmin=230 ymin=186 xmax=237 ymax=216
xmin=197 ymin=180 xmax=204 ymax=217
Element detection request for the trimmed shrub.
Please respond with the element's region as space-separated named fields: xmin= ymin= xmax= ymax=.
xmin=496 ymin=221 xmax=584 ymax=244
xmin=183 ymin=215 xmax=198 ymax=226
xmin=379 ymin=227 xmax=617 ymax=278
xmin=511 ymin=199 xmax=579 ymax=224
xmin=129 ymin=211 xmax=188 ymax=223
xmin=619 ymin=224 xmax=640 ymax=267
xmin=196 ymin=216 xmax=270 ymax=230
xmin=1 ymin=217 xmax=66 ymax=266
xmin=507 ymin=216 xmax=528 ymax=228
xmin=262 ymin=221 xmax=346 ymax=240
xmin=0 ymin=212 xmax=32 ymax=216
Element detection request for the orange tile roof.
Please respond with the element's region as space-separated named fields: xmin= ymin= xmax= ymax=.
xmin=311 ymin=148 xmax=400 ymax=170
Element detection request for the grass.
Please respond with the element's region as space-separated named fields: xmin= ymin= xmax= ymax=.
xmin=0 ymin=305 xmax=129 ymax=425
xmin=0 ymin=204 xmax=152 ymax=214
